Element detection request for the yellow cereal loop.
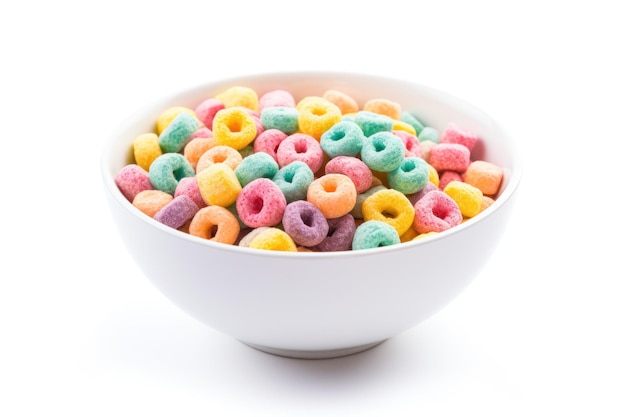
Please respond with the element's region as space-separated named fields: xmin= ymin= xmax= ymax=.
xmin=412 ymin=231 xmax=438 ymax=240
xmin=215 ymin=86 xmax=259 ymax=112
xmin=156 ymin=106 xmax=198 ymax=134
xmin=427 ymin=163 xmax=439 ymax=187
xmin=296 ymin=96 xmax=342 ymax=140
xmin=133 ymin=133 xmax=162 ymax=171
xmin=362 ymin=189 xmax=415 ymax=236
xmin=363 ymin=98 xmax=402 ymax=120
xmin=392 ymin=120 xmax=417 ymax=135
xmin=443 ymin=180 xmax=483 ymax=218
xmin=400 ymin=226 xmax=419 ymax=242
xmin=196 ymin=162 xmax=242 ymax=207
xmin=249 ymin=228 xmax=297 ymax=252
xmin=212 ymin=108 xmax=257 ymax=150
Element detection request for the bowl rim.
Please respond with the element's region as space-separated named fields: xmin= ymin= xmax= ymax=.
xmin=101 ymin=70 xmax=523 ymax=259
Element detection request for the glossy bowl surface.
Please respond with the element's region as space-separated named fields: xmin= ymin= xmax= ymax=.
xmin=101 ymin=71 xmax=522 ymax=359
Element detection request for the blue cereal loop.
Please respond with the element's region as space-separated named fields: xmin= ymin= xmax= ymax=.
xmin=352 ymin=220 xmax=400 ymax=250
xmin=235 ymin=151 xmax=279 ymax=187
xmin=272 ymin=161 xmax=314 ymax=203
xmin=320 ymin=120 xmax=365 ymax=158
xmin=260 ymin=106 xmax=299 ymax=134
xmin=158 ymin=112 xmax=199 ymax=153
xmin=360 ymin=131 xmax=405 ymax=172
xmin=149 ymin=153 xmax=195 ymax=195
xmin=354 ymin=111 xmax=393 ymax=137
xmin=387 ymin=156 xmax=430 ymax=194
xmin=400 ymin=111 xmax=425 ymax=135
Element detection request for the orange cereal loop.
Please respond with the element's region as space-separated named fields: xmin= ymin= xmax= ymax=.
xmin=189 ymin=205 xmax=241 ymax=245
xmin=195 ymin=145 xmax=243 ymax=173
xmin=133 ymin=133 xmax=162 ymax=171
xmin=212 ymin=108 xmax=257 ymax=150
xmin=296 ymin=96 xmax=342 ymax=140
xmin=248 ymin=228 xmax=297 ymax=252
xmin=362 ymin=188 xmax=415 ymax=236
xmin=132 ymin=190 xmax=173 ymax=218
xmin=363 ymin=98 xmax=402 ymax=120
xmin=156 ymin=106 xmax=198 ymax=134
xmin=183 ymin=136 xmax=218 ymax=170
xmin=307 ymin=174 xmax=357 ymax=219
xmin=322 ymin=90 xmax=359 ymax=114
xmin=463 ymin=160 xmax=504 ymax=196
xmin=215 ymin=86 xmax=259 ymax=112
xmin=480 ymin=195 xmax=495 ymax=213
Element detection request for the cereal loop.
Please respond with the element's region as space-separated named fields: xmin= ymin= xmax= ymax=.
xmin=148 ymin=153 xmax=195 ymax=195
xmin=156 ymin=106 xmax=197 ymax=135
xmin=133 ymin=133 xmax=162 ymax=171
xmin=276 ymin=133 xmax=324 ymax=172
xmin=362 ymin=189 xmax=415 ymax=236
xmin=296 ymin=96 xmax=342 ymax=140
xmin=236 ymin=178 xmax=287 ymax=228
xmin=132 ymin=190 xmax=173 ymax=218
xmin=196 ymin=145 xmax=243 ymax=173
xmin=307 ymin=174 xmax=357 ymax=219
xmin=322 ymin=90 xmax=359 ymax=114
xmin=215 ymin=86 xmax=259 ymax=112
xmin=282 ymin=200 xmax=329 ymax=247
xmin=189 ymin=205 xmax=241 ymax=245
xmin=196 ymin=162 xmax=242 ymax=207
xmin=413 ymin=190 xmax=462 ymax=234
xmin=248 ymin=227 xmax=297 ymax=252
xmin=212 ymin=108 xmax=257 ymax=150
xmin=352 ymin=220 xmax=400 ymax=250
xmin=443 ymin=181 xmax=483 ymax=218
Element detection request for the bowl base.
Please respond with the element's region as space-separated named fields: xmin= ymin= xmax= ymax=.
xmin=241 ymin=339 xmax=387 ymax=359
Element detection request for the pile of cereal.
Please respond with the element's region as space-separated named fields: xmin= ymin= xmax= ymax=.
xmin=115 ymin=86 xmax=504 ymax=252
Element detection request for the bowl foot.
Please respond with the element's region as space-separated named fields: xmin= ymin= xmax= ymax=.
xmin=241 ymin=339 xmax=387 ymax=359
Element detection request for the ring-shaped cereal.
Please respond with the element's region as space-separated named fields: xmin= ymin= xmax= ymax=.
xmin=362 ymin=188 xmax=415 ymax=236
xmin=307 ymin=173 xmax=357 ymax=219
xmin=196 ymin=145 xmax=243 ymax=173
xmin=352 ymin=220 xmax=400 ymax=250
xmin=320 ymin=121 xmax=365 ymax=158
xmin=386 ymin=156 xmax=429 ymax=194
xmin=153 ymin=194 xmax=199 ymax=229
xmin=360 ymin=131 xmax=405 ymax=172
xmin=234 ymin=151 xmax=280 ymax=187
xmin=413 ymin=190 xmax=462 ymax=233
xmin=313 ymin=214 xmax=356 ymax=252
xmin=296 ymin=96 xmax=342 ymax=140
xmin=325 ymin=156 xmax=373 ymax=194
xmin=148 ymin=153 xmax=195 ymax=195
xmin=212 ymin=107 xmax=257 ymax=150
xmin=132 ymin=189 xmax=173 ymax=218
xmin=236 ymin=178 xmax=287 ymax=228
xmin=183 ymin=137 xmax=217 ymax=170
xmin=196 ymin=162 xmax=242 ymax=207
xmin=156 ymin=106 xmax=198 ymax=135
xmin=189 ymin=205 xmax=241 ymax=244
xmin=276 ymin=133 xmax=324 ymax=173
xmin=248 ymin=227 xmax=297 ymax=252
xmin=443 ymin=180 xmax=483 ymax=218
xmin=158 ymin=112 xmax=199 ymax=153
xmin=133 ymin=133 xmax=162 ymax=171
xmin=282 ymin=200 xmax=329 ymax=247
xmin=272 ymin=161 xmax=315 ymax=203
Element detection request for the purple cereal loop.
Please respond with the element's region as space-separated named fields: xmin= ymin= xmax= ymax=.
xmin=282 ymin=200 xmax=329 ymax=247
xmin=153 ymin=194 xmax=199 ymax=229
xmin=313 ymin=214 xmax=356 ymax=252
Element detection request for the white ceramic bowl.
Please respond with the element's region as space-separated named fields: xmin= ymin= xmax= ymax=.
xmin=101 ymin=71 xmax=522 ymax=359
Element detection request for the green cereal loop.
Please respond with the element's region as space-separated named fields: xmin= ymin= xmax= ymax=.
xmin=352 ymin=220 xmax=400 ymax=250
xmin=400 ymin=111 xmax=425 ymax=135
xmin=260 ymin=106 xmax=299 ymax=135
xmin=158 ymin=112 xmax=199 ymax=153
xmin=360 ymin=131 xmax=405 ymax=172
xmin=387 ymin=157 xmax=430 ymax=194
xmin=320 ymin=120 xmax=365 ymax=158
xmin=272 ymin=161 xmax=314 ymax=203
xmin=149 ymin=153 xmax=195 ymax=195
xmin=354 ymin=111 xmax=393 ymax=137
xmin=235 ymin=152 xmax=279 ymax=187
xmin=418 ymin=126 xmax=440 ymax=144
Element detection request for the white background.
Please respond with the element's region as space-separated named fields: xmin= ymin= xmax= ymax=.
xmin=1 ymin=1 xmax=625 ymax=415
